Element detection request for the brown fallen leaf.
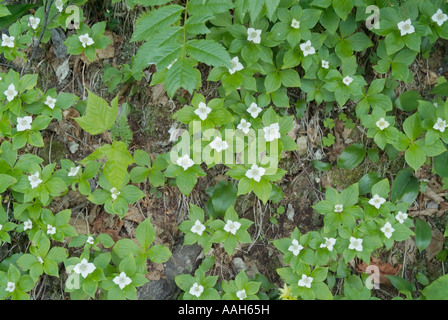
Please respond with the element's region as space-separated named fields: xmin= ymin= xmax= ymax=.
xmin=425 ymin=188 xmax=445 ymax=204
xmin=408 ymin=208 xmax=438 ymax=217
xmin=426 ymin=228 xmax=445 ymax=261
xmin=355 ymin=257 xmax=402 ymax=287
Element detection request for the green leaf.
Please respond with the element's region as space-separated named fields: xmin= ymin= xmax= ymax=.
xmin=113 ymin=239 xmax=142 ymax=258
xmin=147 ymin=245 xmax=172 ymax=263
xmin=186 ymin=40 xmax=232 ymax=68
xmin=422 ymin=275 xmax=448 ymax=300
xmin=403 ymin=113 xmax=423 ymax=141
xmin=135 ymin=218 xmax=155 ymax=250
xmin=395 ymin=91 xmax=422 ymax=112
xmin=405 ymin=144 xmax=426 ymax=171
xmin=415 ymin=218 xmax=432 ymax=253
xmin=164 ymin=60 xmax=201 ymax=98
xmin=74 ymin=90 xmax=118 ymax=135
xmin=434 ymin=152 xmax=448 ymax=178
xmin=337 ymin=143 xmax=366 ymax=169
xmin=332 ymin=0 xmax=353 ymax=20
xmin=0 ymin=174 xmax=17 ymax=193
xmin=265 ymin=72 xmax=282 ymax=94
xmin=390 ymin=168 xmax=419 ymax=204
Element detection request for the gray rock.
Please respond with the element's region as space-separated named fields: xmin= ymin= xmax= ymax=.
xmin=50 ymin=28 xmax=68 ymax=59
xmin=231 ymin=257 xmax=246 ymax=274
xmin=137 ymin=243 xmax=203 ymax=300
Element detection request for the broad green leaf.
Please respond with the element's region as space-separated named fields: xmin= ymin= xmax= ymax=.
xmin=186 ymin=40 xmax=232 ymax=68
xmin=415 ymin=218 xmax=432 ymax=253
xmin=337 ymin=143 xmax=366 ymax=169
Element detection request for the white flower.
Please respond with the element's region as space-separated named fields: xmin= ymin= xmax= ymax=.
xmin=110 ymin=187 xmax=120 ymax=200
xmin=16 ymin=116 xmax=33 ymax=132
xmin=191 ymin=220 xmax=206 ymax=236
xmin=321 ymin=60 xmax=329 ymax=69
xmin=73 ymin=258 xmax=96 ymax=278
xmin=78 ymin=33 xmax=94 ymax=48
xmin=237 ymin=119 xmax=251 ymax=135
xmin=28 ymin=16 xmax=40 ymax=30
xmin=113 ymin=272 xmax=132 ymax=289
xmin=433 ymin=102 xmax=438 ymax=108
xmin=334 ymin=204 xmax=343 ymax=213
xmin=229 ymin=57 xmax=244 ymax=75
xmin=176 ymin=154 xmax=195 ymax=171
xmin=349 ymin=236 xmax=363 ymax=252
xmin=299 ymin=40 xmax=315 ymax=57
xmin=376 ymin=118 xmax=390 ymax=131
xmin=298 ymin=274 xmax=313 ymax=288
xmin=342 ymin=76 xmax=353 ymax=86
xmin=44 ymin=96 xmax=57 ymax=109
xmin=263 ymin=123 xmax=281 ymax=142
xmin=395 ymin=211 xmax=408 ymax=224
xmin=236 ymin=289 xmax=247 ymax=300
xmin=55 ymin=0 xmax=64 ymax=12
xmin=433 ymin=118 xmax=448 ymax=133
xmin=167 ymin=59 xmax=177 ymax=70
xmin=37 ymin=257 xmax=44 ymax=264
xmin=291 ymin=18 xmax=300 ymax=29
xmin=224 ymin=220 xmax=241 ymax=235
xmin=247 ymin=27 xmax=262 ymax=44
xmin=247 ymin=102 xmax=262 ymax=118
xmin=47 ymin=225 xmax=56 ymax=235
xmin=381 ymin=222 xmax=395 ymax=239
xmin=432 ymin=9 xmax=448 ymax=26
xmin=5 ymin=282 xmax=15 ymax=293
xmin=189 ymin=283 xmax=204 ymax=297
xmin=288 ymin=239 xmax=303 ymax=256
xmin=1 ymin=34 xmax=15 ymax=48
xmin=320 ymin=237 xmax=337 ymax=252
xmin=245 ymin=163 xmax=265 ymax=182
xmin=0 ymin=224 xmax=2 ymax=231
xmin=68 ymin=166 xmax=80 ymax=177
xmin=86 ymin=236 xmax=95 ymax=245
xmin=397 ymin=19 xmax=415 ymax=36
xmin=369 ymin=194 xmax=386 ymax=209
xmin=28 ymin=172 xmax=42 ymax=189
xmin=24 ymin=219 xmax=33 ymax=231
xmin=209 ymin=136 xmax=229 ymax=153
xmin=5 ymin=84 xmax=18 ymax=102
xmin=194 ymin=102 xmax=212 ymax=121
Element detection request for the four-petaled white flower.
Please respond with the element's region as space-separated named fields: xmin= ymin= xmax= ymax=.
xmin=397 ymin=19 xmax=415 ymax=36
xmin=167 ymin=59 xmax=177 ymax=70
xmin=320 ymin=237 xmax=337 ymax=252
xmin=86 ymin=236 xmax=95 ymax=245
xmin=237 ymin=119 xmax=251 ymax=135
xmin=291 ymin=18 xmax=300 ymax=29
xmin=236 ymin=289 xmax=247 ymax=300
xmin=1 ymin=34 xmax=15 ymax=48
xmin=194 ymin=102 xmax=212 ymax=121
xmin=224 ymin=220 xmax=241 ymax=235
xmin=298 ymin=274 xmax=313 ymax=288
xmin=55 ymin=0 xmax=64 ymax=12
xmin=44 ymin=96 xmax=57 ymax=109
xmin=28 ymin=172 xmax=42 ymax=189
xmin=300 ymin=40 xmax=315 ymax=57
xmin=37 ymin=257 xmax=44 ymax=264
xmin=5 ymin=84 xmax=18 ymax=102
xmin=17 ymin=116 xmax=33 ymax=132
xmin=321 ymin=60 xmax=329 ymax=69
xmin=349 ymin=236 xmax=363 ymax=252
xmin=74 ymin=258 xmax=96 ymax=278
xmin=376 ymin=117 xmax=390 ymax=131
xmin=177 ymin=154 xmax=195 ymax=171
xmin=245 ymin=163 xmax=265 ymax=182
xmin=247 ymin=28 xmax=262 ymax=44
xmin=395 ymin=211 xmax=408 ymax=224
xmin=369 ymin=194 xmax=386 ymax=209
xmin=189 ymin=283 xmax=204 ymax=297
xmin=5 ymin=282 xmax=15 ymax=293
xmin=229 ymin=57 xmax=244 ymax=75
xmin=24 ymin=219 xmax=33 ymax=231
xmin=334 ymin=204 xmax=343 ymax=213
xmin=47 ymin=224 xmax=56 ymax=235
xmin=113 ymin=272 xmax=132 ymax=290
xmin=191 ymin=220 xmax=206 ymax=236
xmin=247 ymin=102 xmax=262 ymax=118
xmin=263 ymin=123 xmax=281 ymax=142
xmin=68 ymin=166 xmax=80 ymax=177
xmin=432 ymin=9 xmax=448 ymax=26
xmin=110 ymin=187 xmax=120 ymax=200
xmin=433 ymin=118 xmax=448 ymax=133
xmin=78 ymin=33 xmax=94 ymax=48
xmin=288 ymin=239 xmax=304 ymax=256
xmin=29 ymin=16 xmax=40 ymax=30
xmin=381 ymin=222 xmax=395 ymax=239
xmin=342 ymin=76 xmax=353 ymax=86
xmin=209 ymin=136 xmax=229 ymax=153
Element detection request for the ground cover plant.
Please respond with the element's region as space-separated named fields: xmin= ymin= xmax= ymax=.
xmin=0 ymin=0 xmax=448 ymax=300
